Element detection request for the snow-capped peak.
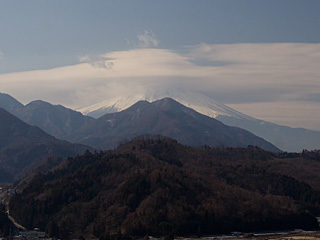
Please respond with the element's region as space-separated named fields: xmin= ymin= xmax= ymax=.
xmin=77 ymin=88 xmax=253 ymax=120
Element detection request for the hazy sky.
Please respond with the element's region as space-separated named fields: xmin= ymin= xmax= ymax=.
xmin=1 ymin=0 xmax=320 ymax=130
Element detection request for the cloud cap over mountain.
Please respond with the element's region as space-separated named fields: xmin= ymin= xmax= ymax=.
xmin=1 ymin=43 xmax=320 ymax=130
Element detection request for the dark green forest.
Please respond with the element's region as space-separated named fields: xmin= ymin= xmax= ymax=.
xmin=9 ymin=136 xmax=320 ymax=239
xmin=0 ymin=203 xmax=14 ymax=237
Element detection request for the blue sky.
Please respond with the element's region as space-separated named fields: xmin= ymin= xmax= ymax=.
xmin=1 ymin=0 xmax=319 ymax=73
xmin=1 ymin=0 xmax=320 ymax=130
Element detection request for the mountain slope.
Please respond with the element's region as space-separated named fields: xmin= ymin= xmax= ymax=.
xmin=77 ymin=88 xmax=248 ymax=119
xmin=0 ymin=92 xmax=24 ymax=113
xmin=69 ymin=98 xmax=280 ymax=152
xmin=0 ymin=93 xmax=278 ymax=152
xmin=15 ymin=100 xmax=96 ymax=140
xmin=0 ymin=93 xmax=95 ymax=141
xmin=9 ymin=137 xmax=320 ymax=239
xmin=2 ymin=91 xmax=318 ymax=152
xmin=77 ymin=89 xmax=320 ymax=152
xmin=217 ymin=115 xmax=320 ymax=152
xmin=0 ymin=108 xmax=90 ymax=183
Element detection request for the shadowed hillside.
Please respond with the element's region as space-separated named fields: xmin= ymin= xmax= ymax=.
xmin=0 ymin=108 xmax=91 ymax=183
xmin=9 ymin=136 xmax=320 ymax=239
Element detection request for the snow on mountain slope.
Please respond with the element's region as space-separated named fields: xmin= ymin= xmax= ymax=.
xmin=77 ymin=88 xmax=253 ymax=121
xmin=77 ymin=88 xmax=320 ymax=152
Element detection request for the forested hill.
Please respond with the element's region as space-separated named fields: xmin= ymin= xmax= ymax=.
xmin=10 ymin=136 xmax=320 ymax=239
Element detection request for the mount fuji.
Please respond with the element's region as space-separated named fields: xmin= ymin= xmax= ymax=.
xmin=1 ymin=90 xmax=320 ymax=152
xmin=0 ymin=91 xmax=279 ymax=152
xmin=77 ymin=88 xmax=320 ymax=152
xmin=78 ymin=88 xmax=251 ymax=120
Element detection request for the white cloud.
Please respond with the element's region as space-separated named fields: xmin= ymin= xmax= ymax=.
xmin=78 ymin=54 xmax=114 ymax=69
xmin=78 ymin=55 xmax=91 ymax=63
xmin=187 ymin=43 xmax=320 ymax=102
xmin=1 ymin=43 xmax=320 ymax=129
xmin=137 ymin=30 xmax=159 ymax=48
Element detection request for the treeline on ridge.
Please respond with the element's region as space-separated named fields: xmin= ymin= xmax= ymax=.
xmin=9 ymin=136 xmax=320 ymax=239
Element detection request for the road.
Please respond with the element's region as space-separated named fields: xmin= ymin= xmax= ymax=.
xmin=7 ymin=209 xmax=27 ymax=231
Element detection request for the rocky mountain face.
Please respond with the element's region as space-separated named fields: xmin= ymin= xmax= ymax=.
xmin=0 ymin=107 xmax=90 ymax=183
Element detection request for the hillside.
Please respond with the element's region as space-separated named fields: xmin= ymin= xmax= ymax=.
xmin=0 ymin=108 xmax=91 ymax=183
xmin=9 ymin=136 xmax=320 ymax=239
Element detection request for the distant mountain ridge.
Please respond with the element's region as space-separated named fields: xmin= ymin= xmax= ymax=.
xmin=18 ymin=100 xmax=95 ymax=140
xmin=0 ymin=93 xmax=95 ymax=140
xmin=217 ymin=115 xmax=320 ymax=153
xmin=69 ymin=98 xmax=280 ymax=151
xmin=0 ymin=92 xmax=24 ymax=113
xmin=0 ymin=93 xmax=279 ymax=152
xmin=2 ymin=91 xmax=320 ymax=152
xmin=76 ymin=89 xmax=320 ymax=152
xmin=0 ymin=107 xmax=90 ymax=183
xmin=77 ymin=88 xmax=251 ymax=119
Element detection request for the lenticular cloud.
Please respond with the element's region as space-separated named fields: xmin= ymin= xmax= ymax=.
xmin=0 ymin=43 xmax=320 ymax=129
